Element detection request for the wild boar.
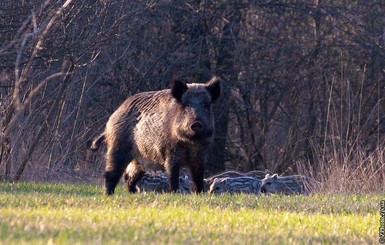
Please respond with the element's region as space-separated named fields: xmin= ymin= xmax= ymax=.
xmin=123 ymin=170 xmax=192 ymax=193
xmin=204 ymin=170 xmax=268 ymax=190
xmin=97 ymin=76 xmax=221 ymax=195
xmin=260 ymin=173 xmax=321 ymax=195
xmin=208 ymin=176 xmax=262 ymax=195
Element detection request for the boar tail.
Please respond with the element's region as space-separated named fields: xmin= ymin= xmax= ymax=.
xmin=90 ymin=133 xmax=105 ymax=151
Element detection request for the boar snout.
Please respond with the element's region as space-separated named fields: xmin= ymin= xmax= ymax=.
xmin=191 ymin=121 xmax=204 ymax=133
xmin=190 ymin=120 xmax=213 ymax=139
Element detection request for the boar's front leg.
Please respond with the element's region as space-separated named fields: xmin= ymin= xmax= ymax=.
xmin=190 ymin=159 xmax=205 ymax=193
xmin=165 ymin=158 xmax=180 ymax=192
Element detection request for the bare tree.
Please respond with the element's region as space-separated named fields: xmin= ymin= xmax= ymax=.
xmin=0 ymin=1 xmax=383 ymax=191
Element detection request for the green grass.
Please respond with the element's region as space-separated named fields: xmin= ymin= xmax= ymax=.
xmin=0 ymin=182 xmax=381 ymax=244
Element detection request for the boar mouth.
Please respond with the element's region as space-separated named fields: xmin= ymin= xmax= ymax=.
xmin=190 ymin=130 xmax=213 ymax=141
xmin=179 ymin=129 xmax=213 ymax=142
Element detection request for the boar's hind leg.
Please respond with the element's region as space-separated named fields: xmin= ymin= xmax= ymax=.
xmin=124 ymin=159 xmax=145 ymax=193
xmin=190 ymin=162 xmax=205 ymax=193
xmin=104 ymin=149 xmax=131 ymax=195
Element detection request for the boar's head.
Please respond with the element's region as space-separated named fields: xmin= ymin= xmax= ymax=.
xmin=171 ymin=76 xmax=221 ymax=143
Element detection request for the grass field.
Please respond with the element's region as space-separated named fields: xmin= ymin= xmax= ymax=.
xmin=0 ymin=182 xmax=381 ymax=244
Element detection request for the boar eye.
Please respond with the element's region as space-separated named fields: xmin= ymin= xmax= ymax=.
xmin=181 ymin=102 xmax=191 ymax=109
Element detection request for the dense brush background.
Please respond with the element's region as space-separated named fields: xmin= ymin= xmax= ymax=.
xmin=0 ymin=0 xmax=384 ymax=193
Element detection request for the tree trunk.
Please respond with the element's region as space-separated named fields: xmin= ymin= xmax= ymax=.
xmin=208 ymin=10 xmax=241 ymax=174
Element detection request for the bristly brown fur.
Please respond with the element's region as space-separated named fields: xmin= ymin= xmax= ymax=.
xmin=101 ymin=77 xmax=221 ymax=195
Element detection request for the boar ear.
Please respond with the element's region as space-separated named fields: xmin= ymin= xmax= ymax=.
xmin=171 ymin=79 xmax=188 ymax=102
xmin=206 ymin=76 xmax=221 ymax=102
